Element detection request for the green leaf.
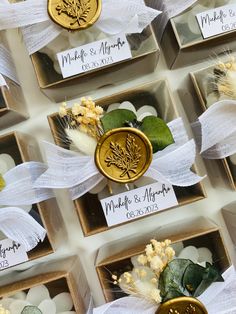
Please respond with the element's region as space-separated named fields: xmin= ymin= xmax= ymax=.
xmin=101 ymin=109 xmax=137 ymax=132
xmin=140 ymin=116 xmax=174 ymax=153
xmin=159 ymin=259 xmax=193 ymax=302
xmin=21 ymin=306 xmax=42 ymax=314
xmin=183 ymin=263 xmax=205 ymax=295
xmin=0 ymin=174 xmax=5 ymax=192
xmin=193 ymin=263 xmax=224 ymax=297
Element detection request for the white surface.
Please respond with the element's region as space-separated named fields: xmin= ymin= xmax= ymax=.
xmin=1 ymin=28 xmax=236 ymax=307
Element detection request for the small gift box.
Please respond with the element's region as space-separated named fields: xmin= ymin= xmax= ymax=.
xmin=190 ymin=56 xmax=236 ymax=189
xmin=95 ymin=216 xmax=231 ymax=303
xmin=0 ymin=256 xmax=91 ymax=314
xmin=1 ymin=0 xmax=160 ymax=102
xmin=0 ymin=131 xmax=66 ymax=268
xmin=147 ymin=0 xmax=236 ymax=68
xmin=46 ymin=80 xmax=206 ymax=236
xmin=0 ymin=32 xmax=28 ymax=129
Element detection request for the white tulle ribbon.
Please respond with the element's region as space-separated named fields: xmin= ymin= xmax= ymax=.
xmin=148 ymin=0 xmax=197 ymax=40
xmin=0 ymin=162 xmax=55 ymax=251
xmin=0 ymin=0 xmax=161 ymax=55
xmin=34 ymin=118 xmax=204 ymax=200
xmin=192 ymin=100 xmax=236 ymax=159
xmin=93 ymin=266 xmax=236 ymax=314
xmin=0 ymin=44 xmax=19 ymax=87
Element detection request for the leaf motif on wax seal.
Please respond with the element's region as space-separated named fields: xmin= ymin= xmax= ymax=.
xmin=105 ymin=134 xmax=141 ymax=179
xmin=21 ymin=306 xmax=42 ymax=314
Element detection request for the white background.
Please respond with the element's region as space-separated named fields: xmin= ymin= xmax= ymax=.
xmin=1 ymin=28 xmax=236 ymax=307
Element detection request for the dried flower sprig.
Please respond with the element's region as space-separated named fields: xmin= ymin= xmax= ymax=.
xmin=214 ymin=56 xmax=236 ymax=99
xmin=113 ymin=240 xmax=175 ymax=305
xmin=59 ymin=97 xmax=104 ymax=139
xmin=0 ymin=305 xmax=9 ymax=314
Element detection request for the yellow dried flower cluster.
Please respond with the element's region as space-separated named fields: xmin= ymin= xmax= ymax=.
xmin=216 ymin=56 xmax=236 ymax=99
xmin=59 ymin=97 xmax=104 ymax=138
xmin=145 ymin=239 xmax=175 ymax=276
xmin=113 ymin=239 xmax=175 ymax=305
xmin=0 ymin=305 xmax=9 ymax=314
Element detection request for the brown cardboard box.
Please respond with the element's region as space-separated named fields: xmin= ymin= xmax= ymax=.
xmin=0 ymin=256 xmax=91 ymax=314
xmin=31 ymin=25 xmax=160 ymax=102
xmin=190 ymin=62 xmax=236 ymax=190
xmin=96 ymin=216 xmax=231 ymax=302
xmin=0 ymin=131 xmax=66 ymax=265
xmin=0 ymin=33 xmax=28 ymax=129
xmin=48 ymin=79 xmax=206 ymax=236
xmin=147 ymin=0 xmax=236 ymax=68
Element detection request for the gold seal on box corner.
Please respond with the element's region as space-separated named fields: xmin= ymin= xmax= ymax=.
xmin=48 ymin=0 xmax=102 ymax=31
xmin=156 ymin=297 xmax=208 ymax=314
xmin=95 ymin=128 xmax=153 ymax=184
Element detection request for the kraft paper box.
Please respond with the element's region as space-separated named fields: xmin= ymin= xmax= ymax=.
xmin=0 ymin=131 xmax=66 ymax=264
xmin=31 ymin=25 xmax=159 ymax=102
xmin=48 ymin=79 xmax=206 ymax=237
xmin=190 ymin=60 xmax=236 ymax=190
xmin=0 ymin=32 xmax=28 ymax=129
xmin=96 ymin=216 xmax=231 ymax=302
xmin=222 ymin=201 xmax=236 ymax=246
xmin=0 ymin=256 xmax=91 ymax=314
xmin=147 ymin=0 xmax=236 ymax=68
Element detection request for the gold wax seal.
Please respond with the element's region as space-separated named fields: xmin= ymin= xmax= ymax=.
xmin=48 ymin=0 xmax=102 ymax=31
xmin=95 ymin=128 xmax=153 ymax=184
xmin=156 ymin=297 xmax=208 ymax=314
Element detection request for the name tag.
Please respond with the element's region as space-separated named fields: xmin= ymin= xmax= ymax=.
xmin=100 ymin=182 xmax=178 ymax=227
xmin=0 ymin=239 xmax=28 ymax=270
xmin=57 ymin=34 xmax=132 ymax=78
xmin=196 ymin=4 xmax=236 ymax=39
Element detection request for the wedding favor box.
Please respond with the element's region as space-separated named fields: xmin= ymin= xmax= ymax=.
xmin=0 ymin=131 xmax=66 ymax=264
xmin=0 ymin=256 xmax=91 ymax=314
xmin=31 ymin=26 xmax=159 ymax=102
xmin=147 ymin=0 xmax=236 ymax=68
xmin=190 ymin=61 xmax=236 ymax=190
xmin=0 ymin=32 xmax=28 ymax=129
xmin=48 ymin=80 xmax=206 ymax=237
xmin=96 ymin=216 xmax=231 ymax=302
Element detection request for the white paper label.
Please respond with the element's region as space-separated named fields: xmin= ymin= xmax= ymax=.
xmin=100 ymin=183 xmax=178 ymax=227
xmin=196 ymin=4 xmax=236 ymax=39
xmin=57 ymin=34 xmax=132 ymax=78
xmin=0 ymin=239 xmax=28 ymax=270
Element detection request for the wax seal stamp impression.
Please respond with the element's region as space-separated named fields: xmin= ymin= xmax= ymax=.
xmin=156 ymin=297 xmax=208 ymax=314
xmin=48 ymin=0 xmax=102 ymax=31
xmin=95 ymin=128 xmax=153 ymax=183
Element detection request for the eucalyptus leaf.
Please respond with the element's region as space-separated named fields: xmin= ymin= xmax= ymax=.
xmin=193 ymin=263 xmax=224 ymax=297
xmin=0 ymin=174 xmax=5 ymax=192
xmin=159 ymin=259 xmax=193 ymax=302
xmin=182 ymin=263 xmax=205 ymax=294
xmin=140 ymin=116 xmax=174 ymax=153
xmin=101 ymin=109 xmax=137 ymax=132
xmin=21 ymin=306 xmax=42 ymax=314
